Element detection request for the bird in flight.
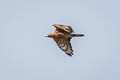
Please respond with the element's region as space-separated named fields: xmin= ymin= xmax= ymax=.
xmin=45 ymin=24 xmax=84 ymax=56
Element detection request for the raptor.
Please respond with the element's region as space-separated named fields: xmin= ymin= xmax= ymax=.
xmin=45 ymin=24 xmax=84 ymax=56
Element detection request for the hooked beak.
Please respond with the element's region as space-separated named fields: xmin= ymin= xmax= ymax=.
xmin=45 ymin=34 xmax=48 ymax=37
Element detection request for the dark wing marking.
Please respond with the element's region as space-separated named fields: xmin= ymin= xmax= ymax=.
xmin=52 ymin=24 xmax=74 ymax=33
xmin=53 ymin=38 xmax=73 ymax=56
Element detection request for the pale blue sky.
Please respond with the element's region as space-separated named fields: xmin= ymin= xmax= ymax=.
xmin=0 ymin=0 xmax=120 ymax=80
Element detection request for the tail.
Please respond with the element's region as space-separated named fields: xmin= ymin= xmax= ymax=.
xmin=72 ymin=34 xmax=85 ymax=37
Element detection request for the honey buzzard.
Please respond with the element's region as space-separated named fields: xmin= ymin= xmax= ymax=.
xmin=45 ymin=24 xmax=84 ymax=56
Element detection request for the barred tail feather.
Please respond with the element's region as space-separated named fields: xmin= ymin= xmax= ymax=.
xmin=72 ymin=34 xmax=84 ymax=37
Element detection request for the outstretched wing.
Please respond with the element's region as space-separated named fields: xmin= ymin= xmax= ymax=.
xmin=52 ymin=24 xmax=74 ymax=33
xmin=53 ymin=38 xmax=73 ymax=56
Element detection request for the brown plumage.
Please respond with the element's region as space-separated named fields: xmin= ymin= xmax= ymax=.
xmin=46 ymin=24 xmax=84 ymax=56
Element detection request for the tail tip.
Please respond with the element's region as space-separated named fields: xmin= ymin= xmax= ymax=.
xmin=80 ymin=34 xmax=85 ymax=37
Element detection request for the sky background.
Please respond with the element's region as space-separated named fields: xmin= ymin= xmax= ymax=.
xmin=0 ymin=0 xmax=120 ymax=80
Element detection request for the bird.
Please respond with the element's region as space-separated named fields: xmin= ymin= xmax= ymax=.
xmin=45 ymin=24 xmax=84 ymax=56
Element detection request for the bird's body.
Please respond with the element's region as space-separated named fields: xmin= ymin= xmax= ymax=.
xmin=46 ymin=24 xmax=84 ymax=56
xmin=54 ymin=30 xmax=72 ymax=39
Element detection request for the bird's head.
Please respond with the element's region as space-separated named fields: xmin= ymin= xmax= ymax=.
xmin=45 ymin=33 xmax=54 ymax=38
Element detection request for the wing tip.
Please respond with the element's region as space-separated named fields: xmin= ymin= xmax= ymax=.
xmin=67 ymin=52 xmax=73 ymax=57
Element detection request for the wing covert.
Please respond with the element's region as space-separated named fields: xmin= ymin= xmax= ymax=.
xmin=52 ymin=24 xmax=74 ymax=33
